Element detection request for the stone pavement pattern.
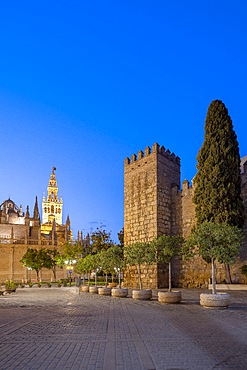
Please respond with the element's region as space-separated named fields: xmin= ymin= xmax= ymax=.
xmin=0 ymin=288 xmax=247 ymax=370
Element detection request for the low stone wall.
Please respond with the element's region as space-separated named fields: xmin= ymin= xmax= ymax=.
xmin=208 ymin=284 xmax=247 ymax=291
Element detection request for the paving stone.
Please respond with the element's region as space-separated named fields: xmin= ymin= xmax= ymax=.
xmin=0 ymin=287 xmax=247 ymax=369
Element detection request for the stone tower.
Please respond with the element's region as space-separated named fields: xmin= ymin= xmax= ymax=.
xmin=42 ymin=167 xmax=63 ymax=225
xmin=124 ymin=143 xmax=181 ymax=288
xmin=124 ymin=143 xmax=180 ymax=245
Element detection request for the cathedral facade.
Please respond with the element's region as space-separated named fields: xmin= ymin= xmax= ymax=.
xmin=0 ymin=168 xmax=71 ymax=282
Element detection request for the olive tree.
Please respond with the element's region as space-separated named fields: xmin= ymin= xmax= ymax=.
xmin=152 ymin=235 xmax=184 ymax=292
xmin=124 ymin=242 xmax=155 ymax=290
xmin=184 ymin=222 xmax=244 ymax=294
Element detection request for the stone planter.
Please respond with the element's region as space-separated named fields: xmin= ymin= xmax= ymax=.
xmin=158 ymin=291 xmax=182 ymax=304
xmin=111 ymin=288 xmax=128 ymax=298
xmin=132 ymin=289 xmax=152 ymax=300
xmin=108 ymin=283 xmax=117 ymax=288
xmin=80 ymin=285 xmax=89 ymax=293
xmin=89 ymin=286 xmax=98 ymax=294
xmin=98 ymin=287 xmax=112 ymax=296
xmin=200 ymin=293 xmax=230 ymax=308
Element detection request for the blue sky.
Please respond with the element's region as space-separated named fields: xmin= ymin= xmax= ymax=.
xmin=0 ymin=1 xmax=246 ymax=242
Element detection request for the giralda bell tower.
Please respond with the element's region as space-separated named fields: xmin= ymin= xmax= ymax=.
xmin=42 ymin=167 xmax=63 ymax=225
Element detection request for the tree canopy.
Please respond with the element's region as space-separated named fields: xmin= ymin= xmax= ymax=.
xmin=152 ymin=235 xmax=184 ymax=292
xmin=124 ymin=242 xmax=156 ymax=289
xmin=20 ymin=248 xmax=52 ymax=281
xmin=90 ymin=227 xmax=114 ymax=254
xmin=193 ymin=100 xmax=245 ymax=228
xmin=184 ymin=222 xmax=244 ymax=293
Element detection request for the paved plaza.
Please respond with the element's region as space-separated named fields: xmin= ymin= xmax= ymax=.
xmin=0 ymin=287 xmax=247 ymax=370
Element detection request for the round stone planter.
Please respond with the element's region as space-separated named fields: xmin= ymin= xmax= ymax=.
xmin=98 ymin=287 xmax=112 ymax=296
xmin=111 ymin=288 xmax=128 ymax=298
xmin=80 ymin=285 xmax=89 ymax=293
xmin=200 ymin=293 xmax=230 ymax=308
xmin=132 ymin=289 xmax=152 ymax=300
xmin=108 ymin=283 xmax=118 ymax=288
xmin=89 ymin=286 xmax=98 ymax=294
xmin=158 ymin=291 xmax=182 ymax=304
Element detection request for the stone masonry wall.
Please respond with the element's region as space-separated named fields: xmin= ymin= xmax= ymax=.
xmin=0 ymin=242 xmax=67 ymax=283
xmin=124 ymin=143 xmax=180 ymax=288
xmin=124 ymin=143 xmax=247 ymax=289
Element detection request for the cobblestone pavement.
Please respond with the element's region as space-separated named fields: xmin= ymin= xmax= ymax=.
xmin=0 ymin=287 xmax=247 ymax=370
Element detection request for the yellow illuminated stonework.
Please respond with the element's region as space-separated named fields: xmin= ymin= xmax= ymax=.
xmin=41 ymin=167 xmax=63 ymax=235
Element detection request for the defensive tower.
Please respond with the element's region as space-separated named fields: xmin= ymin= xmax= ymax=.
xmin=124 ymin=143 xmax=181 ymax=288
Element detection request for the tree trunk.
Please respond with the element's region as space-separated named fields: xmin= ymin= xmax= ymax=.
xmin=119 ymin=269 xmax=121 ymax=288
xmin=105 ymin=273 xmax=108 ymax=287
xmin=211 ymin=259 xmax=217 ymax=294
xmin=168 ymin=261 xmax=172 ymax=292
xmin=225 ymin=263 xmax=232 ymax=284
xmin=137 ymin=264 xmax=142 ymax=290
xmin=53 ymin=266 xmax=57 ymax=281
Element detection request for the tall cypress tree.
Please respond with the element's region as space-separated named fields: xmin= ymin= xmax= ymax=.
xmin=193 ymin=99 xmax=245 ymax=228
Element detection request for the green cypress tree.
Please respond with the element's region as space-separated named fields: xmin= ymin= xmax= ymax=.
xmin=193 ymin=99 xmax=245 ymax=228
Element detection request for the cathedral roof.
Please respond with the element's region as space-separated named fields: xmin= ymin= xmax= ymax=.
xmin=0 ymin=198 xmax=19 ymax=213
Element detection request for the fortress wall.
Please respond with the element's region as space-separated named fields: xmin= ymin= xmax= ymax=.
xmin=124 ymin=143 xmax=180 ymax=288
xmin=240 ymin=161 xmax=247 ymax=259
xmin=124 ymin=144 xmax=247 ymax=289
xmin=0 ymin=243 xmax=67 ymax=283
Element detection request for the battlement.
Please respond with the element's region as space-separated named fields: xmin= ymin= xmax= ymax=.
xmin=124 ymin=143 xmax=180 ymax=166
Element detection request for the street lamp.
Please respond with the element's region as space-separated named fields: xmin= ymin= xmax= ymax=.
xmin=65 ymin=259 xmax=76 ymax=286
xmin=114 ymin=267 xmax=121 ymax=288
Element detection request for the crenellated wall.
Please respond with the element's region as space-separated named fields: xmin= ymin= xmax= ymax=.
xmin=124 ymin=143 xmax=247 ymax=288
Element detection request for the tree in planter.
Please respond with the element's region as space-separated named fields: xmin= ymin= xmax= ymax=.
xmin=99 ymin=245 xmax=125 ymax=287
xmin=75 ymin=255 xmax=93 ymax=286
xmin=20 ymin=248 xmax=52 ymax=282
xmin=124 ymin=242 xmax=155 ymax=290
xmin=153 ymin=235 xmax=184 ymax=292
xmin=193 ymin=100 xmax=245 ymax=283
xmin=80 ymin=254 xmax=100 ymax=286
xmin=184 ymin=222 xmax=244 ymax=295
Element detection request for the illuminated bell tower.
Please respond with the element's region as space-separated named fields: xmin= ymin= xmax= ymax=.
xmin=42 ymin=167 xmax=63 ymax=225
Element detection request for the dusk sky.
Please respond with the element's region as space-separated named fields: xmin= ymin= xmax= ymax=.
xmin=0 ymin=1 xmax=246 ymax=242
